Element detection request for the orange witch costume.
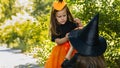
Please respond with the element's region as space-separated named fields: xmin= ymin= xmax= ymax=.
xmin=45 ymin=41 xmax=77 ymax=68
xmin=45 ymin=20 xmax=78 ymax=68
xmin=44 ymin=1 xmax=78 ymax=68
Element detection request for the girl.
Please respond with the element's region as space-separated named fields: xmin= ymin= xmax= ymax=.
xmin=45 ymin=0 xmax=83 ymax=68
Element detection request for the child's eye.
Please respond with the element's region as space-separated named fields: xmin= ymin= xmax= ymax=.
xmin=57 ymin=16 xmax=61 ymax=18
xmin=63 ymin=15 xmax=66 ymax=17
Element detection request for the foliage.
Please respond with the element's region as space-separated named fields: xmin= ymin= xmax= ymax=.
xmin=0 ymin=0 xmax=19 ymax=23
xmin=67 ymin=0 xmax=120 ymax=67
xmin=36 ymin=40 xmax=55 ymax=65
xmin=68 ymin=0 xmax=120 ymax=68
xmin=31 ymin=0 xmax=52 ymax=18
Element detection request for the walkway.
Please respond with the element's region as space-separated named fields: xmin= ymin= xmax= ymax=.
xmin=0 ymin=45 xmax=43 ymax=68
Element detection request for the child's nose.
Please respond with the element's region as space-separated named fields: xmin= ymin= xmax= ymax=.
xmin=61 ymin=17 xmax=64 ymax=20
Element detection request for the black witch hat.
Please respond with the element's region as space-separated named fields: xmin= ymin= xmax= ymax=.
xmin=68 ymin=13 xmax=107 ymax=56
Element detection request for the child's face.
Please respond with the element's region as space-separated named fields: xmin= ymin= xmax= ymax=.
xmin=55 ymin=8 xmax=67 ymax=25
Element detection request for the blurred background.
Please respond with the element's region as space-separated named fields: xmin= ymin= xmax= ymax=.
xmin=0 ymin=0 xmax=120 ymax=67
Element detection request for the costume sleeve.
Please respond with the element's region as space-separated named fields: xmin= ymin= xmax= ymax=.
xmin=73 ymin=22 xmax=78 ymax=28
xmin=51 ymin=35 xmax=57 ymax=42
xmin=51 ymin=34 xmax=61 ymax=42
xmin=69 ymin=22 xmax=78 ymax=30
xmin=61 ymin=59 xmax=75 ymax=68
xmin=61 ymin=53 xmax=78 ymax=68
xmin=51 ymin=21 xmax=77 ymax=42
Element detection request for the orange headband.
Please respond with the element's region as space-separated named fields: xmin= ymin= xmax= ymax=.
xmin=53 ymin=1 xmax=66 ymax=10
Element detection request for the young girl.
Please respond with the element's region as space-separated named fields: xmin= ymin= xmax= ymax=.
xmin=45 ymin=0 xmax=82 ymax=68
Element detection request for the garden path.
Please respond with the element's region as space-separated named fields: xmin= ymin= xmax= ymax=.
xmin=0 ymin=45 xmax=43 ymax=68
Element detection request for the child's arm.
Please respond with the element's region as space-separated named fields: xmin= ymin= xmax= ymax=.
xmin=55 ymin=33 xmax=69 ymax=45
xmin=65 ymin=42 xmax=74 ymax=60
xmin=55 ymin=37 xmax=68 ymax=45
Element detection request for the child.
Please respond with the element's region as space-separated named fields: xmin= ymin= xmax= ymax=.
xmin=44 ymin=0 xmax=83 ymax=68
xmin=61 ymin=13 xmax=107 ymax=68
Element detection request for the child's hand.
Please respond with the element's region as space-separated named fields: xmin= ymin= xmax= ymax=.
xmin=74 ymin=18 xmax=81 ymax=24
xmin=74 ymin=18 xmax=83 ymax=29
xmin=65 ymin=33 xmax=69 ymax=39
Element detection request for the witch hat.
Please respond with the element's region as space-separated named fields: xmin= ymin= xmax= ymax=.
xmin=53 ymin=0 xmax=66 ymax=10
xmin=68 ymin=13 xmax=107 ymax=56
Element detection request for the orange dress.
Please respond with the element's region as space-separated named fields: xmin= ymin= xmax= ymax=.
xmin=44 ymin=41 xmax=77 ymax=68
